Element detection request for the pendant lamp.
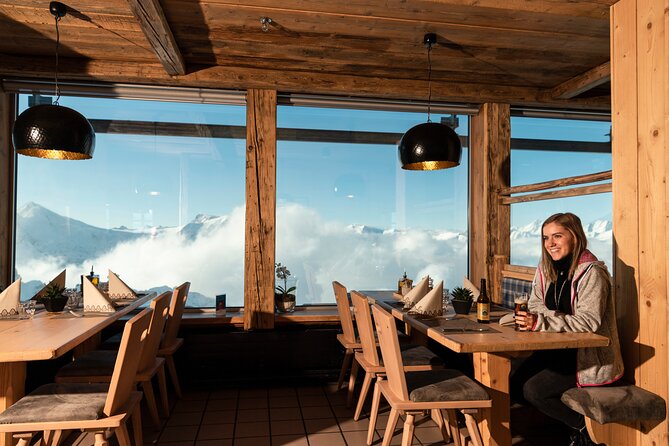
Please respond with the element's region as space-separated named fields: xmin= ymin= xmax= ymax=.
xmin=12 ymin=2 xmax=95 ymax=160
xmin=398 ymin=34 xmax=461 ymax=170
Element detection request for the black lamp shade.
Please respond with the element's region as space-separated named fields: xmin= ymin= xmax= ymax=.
xmin=398 ymin=122 xmax=461 ymax=170
xmin=13 ymin=104 xmax=95 ymax=160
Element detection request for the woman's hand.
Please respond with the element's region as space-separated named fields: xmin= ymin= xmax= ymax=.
xmin=515 ymin=311 xmax=537 ymax=331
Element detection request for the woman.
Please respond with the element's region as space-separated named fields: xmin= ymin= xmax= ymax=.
xmin=514 ymin=212 xmax=624 ymax=446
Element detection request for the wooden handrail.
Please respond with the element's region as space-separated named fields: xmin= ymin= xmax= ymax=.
xmin=499 ymin=170 xmax=611 ymax=195
xmin=500 ymin=183 xmax=611 ymax=205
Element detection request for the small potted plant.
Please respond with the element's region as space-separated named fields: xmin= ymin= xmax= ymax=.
xmin=450 ymin=287 xmax=474 ymax=315
xmin=275 ymin=263 xmax=296 ymax=313
xmin=41 ymin=284 xmax=69 ymax=312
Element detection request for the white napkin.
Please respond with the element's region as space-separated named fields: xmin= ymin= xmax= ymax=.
xmin=33 ymin=270 xmax=66 ymax=301
xmin=83 ymin=276 xmax=115 ymax=313
xmin=402 ymin=276 xmax=429 ymax=309
xmin=463 ymin=277 xmax=480 ymax=301
xmin=410 ymin=281 xmax=444 ymax=316
xmin=0 ymin=279 xmax=21 ymax=317
xmin=107 ymin=270 xmax=136 ymax=300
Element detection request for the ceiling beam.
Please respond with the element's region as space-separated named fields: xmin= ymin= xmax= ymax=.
xmin=546 ymin=61 xmax=610 ymax=99
xmin=125 ymin=0 xmax=185 ymax=76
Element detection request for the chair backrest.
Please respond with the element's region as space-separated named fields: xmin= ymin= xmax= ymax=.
xmin=161 ymin=282 xmax=190 ymax=350
xmin=137 ymin=291 xmax=171 ymax=374
xmin=371 ymin=304 xmax=409 ymax=401
xmin=104 ymin=307 xmax=153 ymax=416
xmin=350 ymin=291 xmax=380 ymax=366
xmin=332 ymin=281 xmax=356 ymax=344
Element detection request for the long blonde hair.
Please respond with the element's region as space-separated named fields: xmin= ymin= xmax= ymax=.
xmin=540 ymin=212 xmax=588 ymax=282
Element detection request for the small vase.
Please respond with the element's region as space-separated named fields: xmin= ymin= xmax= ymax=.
xmin=451 ymin=299 xmax=473 ymax=315
xmin=275 ymin=293 xmax=296 ymax=313
xmin=43 ymin=296 xmax=69 ymax=312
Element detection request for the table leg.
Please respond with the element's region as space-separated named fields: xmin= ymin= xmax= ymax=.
xmin=0 ymin=362 xmax=27 ymax=446
xmin=472 ymin=352 xmax=511 ymax=446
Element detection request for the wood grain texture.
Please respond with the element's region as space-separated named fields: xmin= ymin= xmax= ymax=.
xmin=500 ymin=183 xmax=612 ymax=204
xmin=499 ymin=170 xmax=612 ymax=195
xmin=244 ymin=89 xmax=276 ymax=330
xmin=0 ymin=93 xmax=14 ymax=289
xmin=547 ymin=61 xmax=611 ymax=99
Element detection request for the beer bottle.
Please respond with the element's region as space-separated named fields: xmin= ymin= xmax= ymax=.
xmin=477 ymin=278 xmax=490 ymax=324
xmin=398 ymin=271 xmax=408 ymax=293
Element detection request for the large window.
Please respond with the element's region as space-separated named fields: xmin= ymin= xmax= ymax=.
xmin=510 ymin=115 xmax=612 ymax=270
xmin=276 ymin=106 xmax=470 ymax=304
xmin=15 ymin=94 xmax=246 ymax=307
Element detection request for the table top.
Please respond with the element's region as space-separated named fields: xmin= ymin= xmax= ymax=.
xmin=0 ymin=292 xmax=155 ymax=363
xmin=362 ymin=290 xmax=610 ymax=354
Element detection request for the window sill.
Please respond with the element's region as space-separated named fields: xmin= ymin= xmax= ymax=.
xmin=181 ymin=306 xmax=341 ymax=327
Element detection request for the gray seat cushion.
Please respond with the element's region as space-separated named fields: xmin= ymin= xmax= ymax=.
xmin=561 ymin=385 xmax=667 ymax=424
xmin=0 ymin=383 xmax=108 ymax=424
xmin=56 ymin=350 xmax=117 ymax=378
xmin=399 ymin=344 xmax=443 ymax=367
xmin=407 ymin=369 xmax=490 ymax=403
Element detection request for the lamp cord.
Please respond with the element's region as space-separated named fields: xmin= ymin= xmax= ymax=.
xmin=54 ymin=13 xmax=61 ymax=105
xmin=427 ymin=43 xmax=432 ymax=123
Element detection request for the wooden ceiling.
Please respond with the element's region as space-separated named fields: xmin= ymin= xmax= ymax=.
xmin=0 ymin=0 xmax=615 ymax=110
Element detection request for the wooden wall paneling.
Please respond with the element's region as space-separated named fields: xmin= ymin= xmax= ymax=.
xmin=469 ymin=103 xmax=510 ymax=303
xmin=244 ymin=89 xmax=277 ymax=330
xmin=0 ymin=92 xmax=14 ymax=288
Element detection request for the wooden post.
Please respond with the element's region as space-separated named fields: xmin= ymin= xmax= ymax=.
xmin=470 ymin=104 xmax=510 ymax=303
xmin=610 ymin=0 xmax=668 ymax=445
xmin=0 ymin=92 xmax=15 ymax=289
xmin=244 ymin=89 xmax=276 ymax=330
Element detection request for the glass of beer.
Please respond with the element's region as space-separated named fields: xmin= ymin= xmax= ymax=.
xmin=514 ymin=293 xmax=529 ymax=331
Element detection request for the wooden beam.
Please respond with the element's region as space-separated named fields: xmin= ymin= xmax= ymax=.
xmin=0 ymin=92 xmax=14 ymax=289
xmin=499 ymin=170 xmax=612 ymax=195
xmin=244 ymin=89 xmax=277 ymax=330
xmin=125 ymin=0 xmax=186 ymax=76
xmin=547 ymin=61 xmax=611 ymax=99
xmin=500 ymin=183 xmax=611 ymax=205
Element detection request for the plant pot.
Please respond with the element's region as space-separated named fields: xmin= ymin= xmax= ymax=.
xmin=43 ymin=296 xmax=69 ymax=313
xmin=451 ymin=299 xmax=473 ymax=315
xmin=275 ymin=293 xmax=296 ymax=313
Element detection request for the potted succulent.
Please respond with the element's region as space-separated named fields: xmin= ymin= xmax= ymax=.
xmin=41 ymin=284 xmax=69 ymax=312
xmin=275 ymin=263 xmax=296 ymax=313
xmin=450 ymin=286 xmax=474 ymax=315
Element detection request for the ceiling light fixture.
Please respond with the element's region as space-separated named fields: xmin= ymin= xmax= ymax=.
xmin=12 ymin=1 xmax=95 ymax=160
xmin=398 ymin=33 xmax=461 ymax=170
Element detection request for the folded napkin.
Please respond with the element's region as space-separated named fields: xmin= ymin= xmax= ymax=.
xmin=83 ymin=276 xmax=115 ymax=313
xmin=463 ymin=277 xmax=480 ymax=301
xmin=33 ymin=269 xmax=66 ymax=301
xmin=107 ymin=270 xmax=136 ymax=300
xmin=0 ymin=279 xmax=21 ymax=317
xmin=409 ymin=280 xmax=444 ymax=316
xmin=402 ymin=276 xmax=429 ymax=309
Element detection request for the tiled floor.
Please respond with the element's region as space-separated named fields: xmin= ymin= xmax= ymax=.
xmin=62 ymin=381 xmax=570 ymax=446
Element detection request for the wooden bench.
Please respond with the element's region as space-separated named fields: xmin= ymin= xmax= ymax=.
xmin=492 ymin=255 xmax=535 ymax=309
xmin=561 ymin=384 xmax=666 ymax=443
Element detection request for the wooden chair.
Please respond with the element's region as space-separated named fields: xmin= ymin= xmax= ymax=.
xmin=55 ymin=292 xmax=172 ymax=428
xmin=370 ymin=303 xmax=491 ymax=446
xmin=333 ymin=281 xmax=362 ymax=391
xmin=158 ymin=282 xmax=190 ymax=399
xmin=349 ymin=291 xmax=443 ymax=423
xmin=0 ymin=308 xmax=152 ymax=446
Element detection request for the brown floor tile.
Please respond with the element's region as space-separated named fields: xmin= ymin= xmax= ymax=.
xmin=207 ymin=398 xmax=238 ymax=411
xmin=270 ymin=418 xmax=306 ymax=436
xmin=270 ymin=434 xmax=309 ymax=446
xmin=196 ymin=440 xmax=232 ymax=446
xmin=197 ymin=423 xmax=235 ymax=440
xmin=233 ymin=436 xmax=270 ymax=446
xmin=154 ymin=441 xmax=194 ymax=446
xmin=236 ymin=408 xmax=270 ymax=422
xmin=238 ymin=398 xmax=269 ymax=409
xmin=269 ymin=396 xmax=299 ymax=408
xmin=239 ymin=388 xmax=268 ymax=399
xmin=325 ymin=391 xmax=348 ymax=406
xmin=173 ymin=399 xmax=207 ymax=414
xmin=331 ymin=405 xmax=357 ymax=418
xmin=300 ymin=405 xmax=333 ymax=420
xmin=338 ymin=415 xmax=370 ymax=432
xmin=298 ymin=394 xmax=329 ymax=407
xmin=307 ymin=432 xmax=347 ymax=446
xmin=159 ymin=425 xmax=199 ymax=442
xmin=343 ymin=429 xmax=380 ymax=445
xmin=201 ymin=409 xmax=236 ymax=425
xmin=269 ymin=387 xmax=297 ymax=397
xmin=180 ymin=390 xmax=209 ymax=400
xmin=413 ymin=425 xmax=449 ymax=444
xmin=270 ymin=406 xmax=303 ymax=421
xmin=165 ymin=411 xmax=203 ymax=427
xmin=304 ymin=418 xmax=340 ymax=434
xmin=235 ymin=421 xmax=270 ymax=438
xmin=296 ymin=386 xmax=324 ymax=396
xmin=209 ymin=389 xmax=239 ymax=399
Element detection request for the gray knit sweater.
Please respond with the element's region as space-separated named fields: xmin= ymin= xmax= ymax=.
xmin=528 ymin=250 xmax=624 ymax=386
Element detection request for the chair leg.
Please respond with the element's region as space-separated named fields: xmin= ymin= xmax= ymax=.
xmin=114 ymin=424 xmax=131 ymax=446
xmin=446 ymin=409 xmax=462 ymax=446
xmin=401 ymin=413 xmax=416 ymax=446
xmin=165 ymin=355 xmax=182 ymax=398
xmin=432 ymin=408 xmax=451 ymax=443
xmin=346 ymin=358 xmax=360 ymax=408
xmin=157 ymin=365 xmax=170 ymax=417
xmin=13 ymin=433 xmax=33 ymax=446
xmin=464 ymin=412 xmax=484 ymax=446
xmin=141 ymin=380 xmax=162 ymax=429
xmin=367 ymin=378 xmax=382 ymax=446
xmin=337 ymin=349 xmax=354 ymax=390
xmin=381 ymin=407 xmax=400 ymax=446
xmin=354 ymin=372 xmax=374 ymax=421
xmin=132 ymin=403 xmax=143 ymax=446
xmin=94 ymin=432 xmax=108 ymax=446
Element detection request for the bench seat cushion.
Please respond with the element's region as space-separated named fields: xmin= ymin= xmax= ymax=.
xmin=501 ymin=277 xmax=532 ymax=310
xmin=561 ymin=385 xmax=666 ymax=424
xmin=408 ymin=369 xmax=490 ymax=403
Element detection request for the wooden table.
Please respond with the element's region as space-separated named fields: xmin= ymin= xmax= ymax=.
xmin=0 ymin=293 xmax=155 ymax=446
xmin=363 ymin=290 xmax=610 ymax=446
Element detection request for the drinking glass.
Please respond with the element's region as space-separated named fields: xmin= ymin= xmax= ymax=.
xmin=514 ymin=293 xmax=530 ymax=331
xmin=24 ymin=301 xmax=36 ymax=319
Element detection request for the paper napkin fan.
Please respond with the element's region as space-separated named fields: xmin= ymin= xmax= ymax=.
xmin=0 ymin=279 xmax=21 ymax=317
xmin=410 ymin=280 xmax=444 ymax=316
xmin=463 ymin=277 xmax=481 ymax=301
xmin=32 ymin=270 xmax=66 ymax=301
xmin=108 ymin=270 xmax=136 ymax=300
xmin=402 ymin=276 xmax=429 ymax=309
xmin=83 ymin=276 xmax=115 ymax=313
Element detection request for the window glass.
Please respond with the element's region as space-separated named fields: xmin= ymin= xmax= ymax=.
xmin=510 ymin=116 xmax=612 ymax=270
xmin=276 ymin=106 xmax=469 ymax=304
xmin=15 ymin=95 xmax=246 ymax=307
